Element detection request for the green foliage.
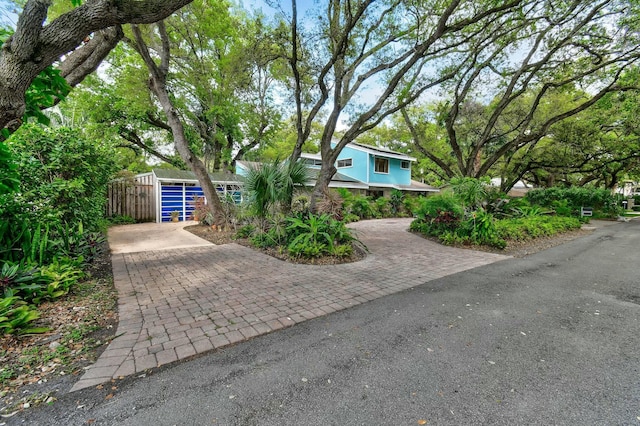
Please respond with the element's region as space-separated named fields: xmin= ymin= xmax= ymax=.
xmin=5 ymin=124 xmax=118 ymax=231
xmin=32 ymin=257 xmax=84 ymax=304
xmin=526 ymin=187 xmax=619 ymax=216
xmin=24 ymin=67 xmax=71 ymax=126
xmin=245 ymin=212 xmax=361 ymax=259
xmin=495 ymin=216 xmax=582 ymax=241
xmin=106 ymin=214 xmax=137 ymax=225
xmin=402 ymin=196 xmax=420 ymax=216
xmin=389 ymin=189 xmax=405 ymax=215
xmin=0 ymin=142 xmax=19 ymax=195
xmin=250 ymin=216 xmax=287 ymax=248
xmin=286 ymin=214 xmax=335 ymax=256
xmin=374 ymin=197 xmax=391 ymax=218
xmin=460 ymin=209 xmax=502 ymax=247
xmin=449 ymin=177 xmax=489 ymax=210
xmin=244 ymin=159 xmax=310 ymax=219
xmin=348 ymin=195 xmax=375 ymax=220
xmin=0 ymin=263 xmax=39 ymax=294
xmin=1 ymin=220 xmax=105 ymax=265
xmin=413 ymin=193 xmax=464 ymax=233
xmin=286 ymin=213 xmax=357 ymax=258
xmin=7 ymin=257 xmax=84 ymax=305
xmin=411 ymin=190 xmax=581 ymax=249
xmin=331 ymin=244 xmax=353 ymax=257
xmin=0 ymin=295 xmax=48 ymax=335
xmin=235 ymin=224 xmax=256 ymax=239
xmin=291 ymin=195 xmax=311 ymax=214
xmin=250 ymin=227 xmax=284 ymax=248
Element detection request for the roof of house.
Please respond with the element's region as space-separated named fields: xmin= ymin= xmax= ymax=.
xmin=305 ymin=168 xmax=370 ymax=189
xmin=235 ymin=160 xmax=262 ymax=170
xmin=152 ymin=168 xmax=243 ymax=183
xmin=396 ymin=180 xmax=440 ymax=192
xmin=366 ymin=180 xmax=439 ymax=192
xmin=300 ymin=152 xmax=322 ymax=160
xmin=348 ymin=142 xmax=417 ymax=162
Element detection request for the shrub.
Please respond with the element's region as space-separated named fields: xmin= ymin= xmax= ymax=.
xmin=449 ymin=177 xmax=489 ymax=210
xmin=460 ymin=209 xmax=502 ymax=246
xmin=390 ymin=189 xmax=405 ymax=215
xmin=291 ymin=195 xmax=311 ymax=214
xmin=0 ymin=262 xmax=39 ymax=294
xmin=107 ymin=214 xmax=136 ymax=225
xmin=315 ymin=189 xmax=343 ymax=220
xmin=526 ymin=187 xmax=618 ymax=216
xmin=235 ymin=224 xmax=255 ymax=239
xmin=413 ymin=193 xmax=464 ymax=234
xmin=374 ymin=197 xmax=391 ymax=218
xmin=495 ymin=216 xmax=581 ymax=241
xmin=350 ymin=195 xmax=375 ymax=219
xmin=6 ymin=124 xmax=118 ymax=231
xmin=244 ymin=158 xmax=310 ymax=219
xmin=246 ymin=213 xmax=361 ymax=259
xmin=286 ymin=214 xmax=336 ymax=255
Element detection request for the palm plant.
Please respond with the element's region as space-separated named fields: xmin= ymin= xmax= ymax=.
xmin=244 ymin=158 xmax=310 ymax=223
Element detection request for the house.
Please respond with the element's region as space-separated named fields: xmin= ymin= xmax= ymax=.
xmin=109 ymin=143 xmax=435 ymax=223
xmin=236 ymin=142 xmax=438 ymax=197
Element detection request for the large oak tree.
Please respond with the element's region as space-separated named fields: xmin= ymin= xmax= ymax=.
xmin=401 ymin=0 xmax=640 ymax=190
xmin=0 ymin=0 xmax=194 ymax=131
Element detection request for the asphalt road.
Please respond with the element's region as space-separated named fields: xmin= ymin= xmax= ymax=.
xmin=9 ymin=220 xmax=640 ymax=425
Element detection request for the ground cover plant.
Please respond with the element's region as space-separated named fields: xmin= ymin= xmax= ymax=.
xmin=410 ymin=178 xmax=592 ymax=249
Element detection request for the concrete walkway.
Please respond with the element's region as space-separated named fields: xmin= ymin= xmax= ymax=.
xmin=71 ymin=219 xmax=508 ymax=391
xmin=108 ymin=221 xmax=213 ymax=254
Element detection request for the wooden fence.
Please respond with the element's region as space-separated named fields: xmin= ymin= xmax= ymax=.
xmin=106 ymin=174 xmax=155 ymax=222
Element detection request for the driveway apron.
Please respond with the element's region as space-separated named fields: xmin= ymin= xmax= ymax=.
xmin=71 ymin=219 xmax=508 ymax=391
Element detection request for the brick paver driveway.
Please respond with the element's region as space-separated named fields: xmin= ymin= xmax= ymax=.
xmin=71 ymin=218 xmax=508 ymax=391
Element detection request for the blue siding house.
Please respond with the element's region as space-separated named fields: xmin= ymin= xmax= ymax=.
xmin=237 ymin=142 xmax=438 ymax=197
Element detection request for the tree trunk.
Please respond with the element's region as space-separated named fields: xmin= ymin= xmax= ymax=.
xmin=152 ymin=83 xmax=225 ymax=225
xmin=132 ymin=23 xmax=225 ymax=225
xmin=310 ymin=162 xmax=337 ymax=213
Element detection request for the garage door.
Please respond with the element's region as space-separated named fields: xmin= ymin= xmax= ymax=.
xmin=160 ymin=183 xmax=204 ymax=222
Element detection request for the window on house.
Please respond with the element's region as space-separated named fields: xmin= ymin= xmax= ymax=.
xmin=337 ymin=158 xmax=352 ymax=168
xmin=374 ymin=157 xmax=389 ymax=173
xmin=401 ymin=160 xmax=410 ymax=170
xmin=303 ymin=158 xmax=322 ymax=166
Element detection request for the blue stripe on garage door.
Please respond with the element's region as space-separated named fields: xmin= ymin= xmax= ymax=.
xmin=160 ymin=183 xmax=204 ymax=222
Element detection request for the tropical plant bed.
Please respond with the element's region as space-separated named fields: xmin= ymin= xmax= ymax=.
xmin=184 ymin=224 xmax=367 ymax=265
xmin=235 ymin=238 xmax=366 ymax=265
xmin=0 ymin=243 xmax=117 ymax=415
xmin=412 ymin=227 xmax=593 ymax=258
